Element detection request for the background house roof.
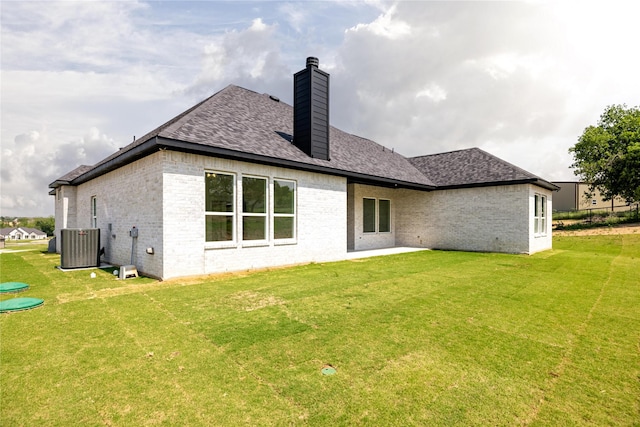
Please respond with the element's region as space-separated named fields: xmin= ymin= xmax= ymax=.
xmin=410 ymin=148 xmax=558 ymax=190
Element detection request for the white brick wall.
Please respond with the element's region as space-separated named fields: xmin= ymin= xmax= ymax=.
xmin=54 ymin=150 xmax=553 ymax=279
xmin=161 ymin=151 xmax=347 ymax=278
xmin=56 ymin=153 xmax=165 ymax=277
xmin=528 ymin=186 xmax=554 ymax=253
xmin=395 ymin=183 xmax=552 ymax=254
xmin=54 ymin=186 xmax=77 ymax=247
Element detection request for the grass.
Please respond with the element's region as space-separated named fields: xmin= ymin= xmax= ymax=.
xmin=1 ymin=235 xmax=639 ymax=426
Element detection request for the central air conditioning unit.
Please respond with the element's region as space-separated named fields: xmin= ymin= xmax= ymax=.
xmin=60 ymin=229 xmax=101 ymax=269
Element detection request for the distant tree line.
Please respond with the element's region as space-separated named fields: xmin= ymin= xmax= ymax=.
xmin=0 ymin=216 xmax=55 ymax=236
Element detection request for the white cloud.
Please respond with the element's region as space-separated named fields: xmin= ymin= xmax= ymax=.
xmin=189 ymin=17 xmax=290 ymax=98
xmin=332 ymin=0 xmax=640 ymax=183
xmin=278 ymin=3 xmax=307 ymax=33
xmin=347 ymin=4 xmax=410 ymax=40
xmin=416 ymin=83 xmax=447 ymax=103
xmin=0 ymin=126 xmax=117 ymax=216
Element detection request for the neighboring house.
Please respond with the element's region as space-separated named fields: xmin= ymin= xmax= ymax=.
xmin=49 ymin=57 xmax=557 ymax=280
xmin=0 ymin=227 xmax=47 ymax=240
xmin=553 ymin=181 xmax=628 ymax=212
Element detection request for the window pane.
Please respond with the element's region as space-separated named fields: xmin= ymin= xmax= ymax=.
xmin=206 ymin=173 xmax=234 ymax=212
xmin=274 ymin=180 xmax=295 ymax=214
xmin=534 ymin=194 xmax=540 ymax=217
xmin=379 ymin=199 xmax=390 ymax=232
xmin=363 ymin=198 xmax=376 ymax=233
xmin=243 ymin=216 xmax=266 ymax=240
xmin=274 ymin=217 xmax=294 ymax=239
xmin=206 ymin=215 xmax=233 ymax=241
xmin=243 ymin=177 xmax=266 ymax=213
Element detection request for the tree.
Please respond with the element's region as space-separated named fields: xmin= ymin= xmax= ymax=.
xmin=35 ymin=217 xmax=55 ymax=236
xmin=570 ymin=104 xmax=640 ymax=203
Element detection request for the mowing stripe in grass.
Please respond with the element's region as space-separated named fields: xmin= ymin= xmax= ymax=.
xmin=2 ymin=235 xmax=639 ymax=426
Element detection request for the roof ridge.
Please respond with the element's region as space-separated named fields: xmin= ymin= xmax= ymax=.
xmin=410 ymin=146 xmax=479 ymax=159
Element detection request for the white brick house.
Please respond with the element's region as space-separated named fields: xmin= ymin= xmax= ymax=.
xmin=0 ymin=227 xmax=48 ymax=240
xmin=50 ymin=58 xmax=556 ymax=280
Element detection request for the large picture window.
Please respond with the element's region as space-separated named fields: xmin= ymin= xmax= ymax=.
xmin=274 ymin=179 xmax=296 ymax=239
xmin=205 ymin=173 xmax=297 ymax=245
xmin=242 ymin=176 xmax=267 ymax=241
xmin=534 ymin=194 xmax=547 ymax=235
xmin=205 ymin=172 xmax=235 ymax=242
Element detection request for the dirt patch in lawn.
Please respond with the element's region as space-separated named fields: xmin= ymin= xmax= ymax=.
xmin=554 ymin=222 xmax=640 ymax=237
xmin=225 ymin=290 xmax=286 ymax=311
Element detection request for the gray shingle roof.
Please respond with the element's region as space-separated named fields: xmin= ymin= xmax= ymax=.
xmin=51 ymin=165 xmax=93 ymax=185
xmin=50 ymin=84 xmax=555 ymax=192
xmin=57 ymin=85 xmax=434 ymax=189
xmin=410 ymin=148 xmax=557 ymax=190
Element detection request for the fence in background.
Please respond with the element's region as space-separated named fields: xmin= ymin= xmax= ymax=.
xmin=553 ymin=203 xmax=639 ymax=223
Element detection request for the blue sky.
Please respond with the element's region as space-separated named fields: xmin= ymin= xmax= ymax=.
xmin=2 ymin=0 xmax=640 ymax=217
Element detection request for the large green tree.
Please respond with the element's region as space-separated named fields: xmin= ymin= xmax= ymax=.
xmin=570 ymin=104 xmax=640 ymax=203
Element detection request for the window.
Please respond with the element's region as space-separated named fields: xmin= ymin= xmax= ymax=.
xmin=205 ymin=172 xmax=235 ymax=242
xmin=363 ymin=198 xmax=391 ymax=233
xmin=205 ymin=173 xmax=297 ymax=245
xmin=274 ymin=179 xmax=296 ymax=239
xmin=242 ymin=176 xmax=267 ymax=241
xmin=91 ymin=196 xmax=97 ymax=228
xmin=363 ymin=198 xmax=376 ymax=233
xmin=534 ymin=194 xmax=547 ymax=235
xmin=379 ymin=199 xmax=391 ymax=233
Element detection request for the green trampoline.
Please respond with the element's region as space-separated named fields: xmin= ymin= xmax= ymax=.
xmin=0 ymin=297 xmax=44 ymax=313
xmin=0 ymin=282 xmax=30 ymax=294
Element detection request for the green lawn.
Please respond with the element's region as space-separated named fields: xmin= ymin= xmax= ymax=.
xmin=1 ymin=235 xmax=639 ymax=426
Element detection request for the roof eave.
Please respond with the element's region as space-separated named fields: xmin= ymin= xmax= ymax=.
xmin=435 ymin=178 xmax=559 ymax=191
xmin=53 ymin=136 xmax=436 ymax=191
xmin=48 ymin=180 xmax=70 ymax=189
xmin=157 ymin=137 xmax=436 ymax=191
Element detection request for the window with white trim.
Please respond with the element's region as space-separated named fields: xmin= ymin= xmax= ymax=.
xmin=205 ymin=172 xmax=235 ymax=242
xmin=534 ymin=194 xmax=547 ymax=235
xmin=363 ymin=198 xmax=391 ymax=233
xmin=363 ymin=198 xmax=376 ymax=233
xmin=273 ymin=179 xmax=296 ymax=239
xmin=242 ymin=176 xmax=267 ymax=241
xmin=91 ymin=196 xmax=97 ymax=228
xmin=379 ymin=199 xmax=391 ymax=233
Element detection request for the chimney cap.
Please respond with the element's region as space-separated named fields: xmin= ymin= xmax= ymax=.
xmin=306 ymin=57 xmax=319 ymax=68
